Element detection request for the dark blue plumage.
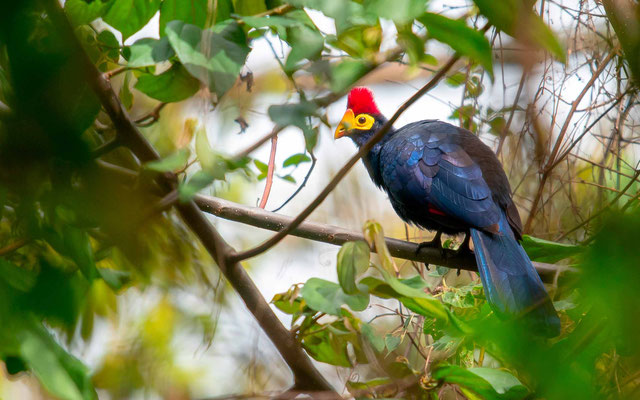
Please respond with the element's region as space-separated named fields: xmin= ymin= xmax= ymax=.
xmin=336 ymin=88 xmax=560 ymax=336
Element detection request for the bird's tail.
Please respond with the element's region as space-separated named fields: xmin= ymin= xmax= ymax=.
xmin=470 ymin=213 xmax=560 ymax=337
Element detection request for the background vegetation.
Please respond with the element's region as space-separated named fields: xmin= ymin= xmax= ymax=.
xmin=0 ymin=0 xmax=639 ymax=399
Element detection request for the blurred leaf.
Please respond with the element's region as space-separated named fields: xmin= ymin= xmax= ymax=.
xmin=473 ymin=0 xmax=565 ymax=62
xmin=103 ymin=0 xmax=162 ymax=40
xmin=365 ymin=0 xmax=425 ymax=24
xmin=65 ymin=0 xmax=112 ymax=26
xmin=418 ymin=13 xmax=493 ymax=76
xmin=301 ymin=278 xmax=369 ymax=315
xmin=433 ymin=364 xmax=528 ymax=399
xmin=135 ymin=63 xmax=201 ymax=103
xmin=385 ymin=334 xmax=401 ymax=351
xmin=279 ymin=174 xmax=296 ymax=183
xmin=159 ymin=0 xmax=207 ymax=36
xmin=195 ymin=127 xmax=216 ymax=171
xmin=233 ymin=0 xmax=267 ymax=15
xmin=119 ymin=71 xmax=133 ymax=110
xmin=285 ymin=25 xmax=324 ymax=71
xmin=178 ymin=167 xmax=227 ymax=203
xmin=96 ymin=30 xmax=120 ymax=62
xmin=289 ymin=0 xmax=377 ymax=34
xmin=0 ymin=259 xmax=37 ymax=292
xmin=254 ymin=159 xmax=268 ymax=173
xmin=521 ymin=235 xmax=583 ymax=263
xmin=125 ymin=37 xmax=175 ymax=68
xmin=63 ymin=227 xmax=99 ymax=281
xmin=397 ymin=27 xmax=425 ymax=66
xmin=98 ymin=268 xmax=131 ymax=292
xmin=166 ymin=20 xmax=250 ymax=98
xmin=337 ymin=241 xmax=370 ymax=294
xmin=360 ymin=322 xmax=385 ymax=352
xmin=330 ymin=59 xmax=371 ymax=93
xmin=268 ymin=102 xmax=317 ymax=150
xmin=272 ymin=288 xmax=305 ymax=314
xmin=282 ymin=153 xmax=311 ymax=167
xmin=20 ymin=327 xmax=97 ymax=400
xmin=145 ymin=148 xmax=190 ymax=172
xmin=178 ymin=170 xmax=217 ymax=202
xmin=242 ymin=15 xmax=302 ymax=38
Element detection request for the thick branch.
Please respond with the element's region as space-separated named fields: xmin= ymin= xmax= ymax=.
xmin=49 ymin=2 xmax=334 ymax=392
xmin=194 ymin=195 xmax=570 ymax=282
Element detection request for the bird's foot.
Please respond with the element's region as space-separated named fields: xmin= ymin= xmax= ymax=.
xmin=415 ymin=231 xmax=444 ymax=256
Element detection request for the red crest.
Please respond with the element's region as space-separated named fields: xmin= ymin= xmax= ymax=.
xmin=347 ymin=87 xmax=380 ymax=115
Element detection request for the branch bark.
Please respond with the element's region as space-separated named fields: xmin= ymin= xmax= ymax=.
xmin=48 ymin=2 xmax=334 ymax=392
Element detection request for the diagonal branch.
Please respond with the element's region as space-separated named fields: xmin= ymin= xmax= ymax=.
xmin=47 ymin=2 xmax=334 ymax=393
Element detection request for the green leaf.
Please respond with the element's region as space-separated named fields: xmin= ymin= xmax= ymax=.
xmin=145 ymin=148 xmax=190 ymax=172
xmin=385 ymin=334 xmax=401 ymax=351
xmin=103 ymin=0 xmax=162 ymax=40
xmin=159 ymin=0 xmax=208 ymax=36
xmin=362 ymin=220 xmax=395 ymax=274
xmin=268 ymin=102 xmax=317 ymax=150
xmin=432 ymin=364 xmax=529 ymax=400
xmin=96 ymin=30 xmax=120 ymax=62
xmin=254 ymin=159 xmax=268 ymax=173
xmin=195 ymin=127 xmax=216 ymax=171
xmin=98 ymin=268 xmax=131 ymax=292
xmin=63 ymin=227 xmax=99 ymax=281
xmin=20 ymin=327 xmax=97 ymax=400
xmin=418 ymin=13 xmax=493 ymax=76
xmin=337 ymin=241 xmax=370 ymax=294
xmin=0 ymin=259 xmax=37 ymax=292
xmin=283 ymin=153 xmax=311 ymax=167
xmin=119 ymin=71 xmax=133 ymax=110
xmin=64 ymin=0 xmax=112 ymax=26
xmin=178 ymin=170 xmax=218 ymax=202
xmin=233 ymin=0 xmax=267 ymax=15
xmin=284 ymin=24 xmax=324 ymax=71
xmin=125 ymin=37 xmax=175 ymax=68
xmin=379 ymin=268 xmax=450 ymax=321
xmin=289 ymin=0 xmax=377 ymax=34
xmin=330 ymin=59 xmax=371 ymax=93
xmin=473 ymin=0 xmax=565 ymax=62
xmin=521 ymin=235 xmax=584 ymax=263
xmin=135 ymin=63 xmax=201 ymax=103
xmin=365 ymin=0 xmax=426 ymax=24
xmin=360 ymin=322 xmax=385 ymax=352
xmin=301 ymin=278 xmax=369 ymax=315
xmin=166 ymin=20 xmax=250 ymax=98
xmin=242 ymin=15 xmax=302 ymax=35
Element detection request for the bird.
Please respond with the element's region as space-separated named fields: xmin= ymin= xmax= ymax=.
xmin=334 ymin=87 xmax=560 ymax=337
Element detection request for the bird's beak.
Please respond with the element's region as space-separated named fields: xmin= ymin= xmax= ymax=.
xmin=335 ymin=109 xmax=355 ymax=139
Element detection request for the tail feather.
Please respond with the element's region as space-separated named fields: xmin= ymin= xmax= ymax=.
xmin=470 ymin=213 xmax=560 ymax=337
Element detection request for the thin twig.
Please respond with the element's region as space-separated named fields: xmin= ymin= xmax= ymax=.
xmin=259 ymin=134 xmax=278 ymax=209
xmin=134 ymin=102 xmax=168 ymax=125
xmin=271 ymin=152 xmax=316 ymax=212
xmin=235 ymin=126 xmax=283 ymax=160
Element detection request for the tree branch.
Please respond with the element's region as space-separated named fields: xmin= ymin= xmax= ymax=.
xmin=193 ymin=195 xmax=570 ymax=282
xmin=228 ymin=55 xmax=462 ymax=264
xmin=48 ymin=2 xmax=334 ymax=392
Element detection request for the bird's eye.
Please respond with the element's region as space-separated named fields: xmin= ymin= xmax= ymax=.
xmin=358 ymin=116 xmax=367 ymax=124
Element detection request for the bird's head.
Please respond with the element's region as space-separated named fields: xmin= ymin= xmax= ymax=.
xmin=335 ymin=87 xmax=384 ymax=140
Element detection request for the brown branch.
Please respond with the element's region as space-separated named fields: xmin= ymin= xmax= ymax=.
xmin=523 ymin=48 xmax=619 ymax=232
xmin=134 ymin=102 xmax=168 ymax=125
xmin=228 ymin=55 xmax=462 ymax=264
xmin=259 ymin=134 xmax=278 ymax=209
xmin=0 ymin=238 xmax=30 ymax=256
xmin=193 ymin=194 xmax=570 ymax=282
xmin=47 ymin=2 xmax=334 ymax=392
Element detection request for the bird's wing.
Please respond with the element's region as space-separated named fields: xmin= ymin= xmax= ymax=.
xmin=381 ymin=125 xmax=501 ymax=231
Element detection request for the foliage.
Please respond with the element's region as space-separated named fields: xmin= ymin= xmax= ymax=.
xmin=0 ymin=0 xmax=638 ymax=399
